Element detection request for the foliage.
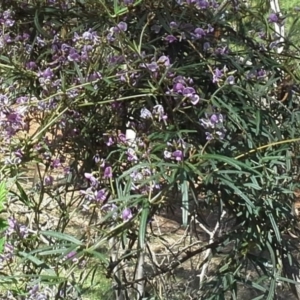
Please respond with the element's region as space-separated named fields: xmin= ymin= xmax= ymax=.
xmin=0 ymin=182 xmax=8 ymax=254
xmin=1 ymin=0 xmax=300 ymax=299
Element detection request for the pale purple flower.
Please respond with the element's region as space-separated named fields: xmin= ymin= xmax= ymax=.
xmin=51 ymin=158 xmax=61 ymax=168
xmin=106 ymin=136 xmax=114 ymax=146
xmin=145 ymin=62 xmax=159 ymax=72
xmin=0 ymin=94 xmax=8 ymax=106
xmin=104 ymin=166 xmax=113 ymax=179
xmin=115 ymin=21 xmax=128 ymax=32
xmin=203 ymin=42 xmax=211 ymax=51
xmin=151 ymin=24 xmax=161 ymax=33
xmin=207 ymin=24 xmax=214 ymax=33
xmin=68 ymin=48 xmax=81 ymax=62
xmin=157 ymin=55 xmax=170 ymax=67
xmin=127 ymin=148 xmax=138 ymax=162
xmin=182 ymin=87 xmax=200 ymax=105
xmin=106 ymin=32 xmax=114 ymax=41
xmin=164 ymin=150 xmax=172 ymax=159
xmin=44 ymin=175 xmax=54 ymax=186
xmin=65 ymin=251 xmax=77 ymax=263
xmin=84 ymin=173 xmax=98 ymax=186
xmin=41 ymin=68 xmax=54 ymax=80
xmin=268 ymin=13 xmax=279 ymax=23
xmin=93 ymin=154 xmax=101 ymax=164
xmin=212 ymin=68 xmax=223 ymax=83
xmin=173 ymin=150 xmax=183 ymax=161
xmin=122 ymin=208 xmax=133 ymax=221
xmin=95 ymin=189 xmax=107 ymax=202
xmin=14 ymin=149 xmax=23 ymax=158
xmin=215 ymin=46 xmax=229 ymax=55
xmin=173 ymin=82 xmax=185 ymax=93
xmin=124 ymin=0 xmax=134 ymax=5
xmin=140 ymin=107 xmax=152 ymax=119
xmin=200 ymin=113 xmax=226 ymax=140
xmin=190 ymin=94 xmax=200 ymax=105
xmin=153 ymin=104 xmax=167 ymax=121
xmin=193 ymin=27 xmax=206 ymax=39
xmin=205 ymin=132 xmax=213 ymax=140
xmin=102 ymin=203 xmax=118 ymax=219
xmin=200 ymin=113 xmax=224 ymax=129
xmin=170 ymin=21 xmax=179 ymax=29
xmin=197 ymin=0 xmax=209 ymax=9
xmin=227 ymin=75 xmax=235 ymax=85
xmin=182 ymin=87 xmax=196 ymax=97
xmin=257 ymin=69 xmax=267 ymax=79
xmin=216 ymin=130 xmax=226 ymax=139
xmin=165 ymin=35 xmax=177 ymax=43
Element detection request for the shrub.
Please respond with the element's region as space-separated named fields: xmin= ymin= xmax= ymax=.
xmin=1 ymin=0 xmax=300 ymax=299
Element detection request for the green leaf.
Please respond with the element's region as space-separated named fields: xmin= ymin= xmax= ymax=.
xmin=201 ymin=154 xmax=261 ymax=176
xmin=220 ymin=177 xmax=255 ymax=209
xmin=139 ymin=201 xmax=149 ymax=247
xmin=40 ymin=231 xmax=83 ymax=246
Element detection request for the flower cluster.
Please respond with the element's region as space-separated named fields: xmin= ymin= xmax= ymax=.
xmin=199 ymin=113 xmax=226 ymax=140
xmin=163 ymin=138 xmax=187 ymax=162
xmin=167 ymin=75 xmax=201 ymax=105
xmin=130 ymin=167 xmax=160 ymax=194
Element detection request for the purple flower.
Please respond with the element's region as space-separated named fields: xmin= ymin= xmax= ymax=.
xmin=182 ymin=87 xmax=196 ymax=97
xmin=95 ymin=189 xmax=107 ymax=202
xmin=165 ymin=35 xmax=177 ymax=43
xmin=14 ymin=149 xmax=23 ymax=158
xmin=213 ymin=68 xmax=223 ymax=83
xmin=41 ymin=68 xmax=54 ymax=80
xmin=104 ymin=166 xmax=113 ymax=179
xmin=25 ymin=61 xmax=37 ymax=70
xmin=157 ymin=55 xmax=170 ymax=67
xmin=207 ymin=24 xmax=214 ymax=33
xmin=82 ymin=29 xmax=99 ymax=43
xmin=170 ymin=21 xmax=179 ymax=29
xmin=227 ymin=75 xmax=235 ymax=85
xmin=153 ymin=105 xmax=167 ymax=121
xmin=145 ymin=62 xmax=158 ymax=72
xmin=106 ymin=136 xmax=114 ymax=146
xmin=102 ymin=203 xmax=118 ymax=219
xmin=84 ymin=173 xmax=99 ymax=186
xmin=164 ymin=150 xmax=172 ymax=159
xmin=200 ymin=113 xmax=226 ymax=141
xmin=140 ymin=107 xmax=152 ymax=119
xmin=93 ymin=154 xmax=101 ymax=164
xmin=200 ymin=113 xmax=224 ymax=129
xmin=193 ymin=27 xmax=206 ymax=39
xmin=127 ymin=148 xmax=138 ymax=162
xmin=88 ymin=72 xmax=102 ymax=81
xmin=68 ymin=48 xmax=81 ymax=62
xmin=173 ymin=82 xmax=185 ymax=93
xmin=268 ymin=13 xmax=279 ymax=23
xmin=215 ymin=46 xmax=229 ymax=55
xmin=65 ymin=251 xmax=78 ymax=263
xmin=115 ymin=21 xmax=128 ymax=32
xmin=197 ymin=0 xmax=209 ymax=9
xmin=44 ymin=175 xmax=54 ymax=186
xmin=203 ymin=42 xmax=211 ymax=51
xmin=122 ymin=208 xmax=133 ymax=221
xmin=190 ymin=94 xmax=200 ymax=105
xmin=123 ymin=0 xmax=134 ymax=5
xmin=51 ymin=158 xmax=61 ymax=168
xmin=151 ymin=24 xmax=161 ymax=33
xmin=257 ymin=69 xmax=266 ymax=79
xmin=173 ymin=150 xmax=183 ymax=161
xmin=182 ymin=87 xmax=200 ymax=105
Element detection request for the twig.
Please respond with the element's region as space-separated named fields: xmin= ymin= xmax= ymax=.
xmin=196 ymin=210 xmax=227 ymax=287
